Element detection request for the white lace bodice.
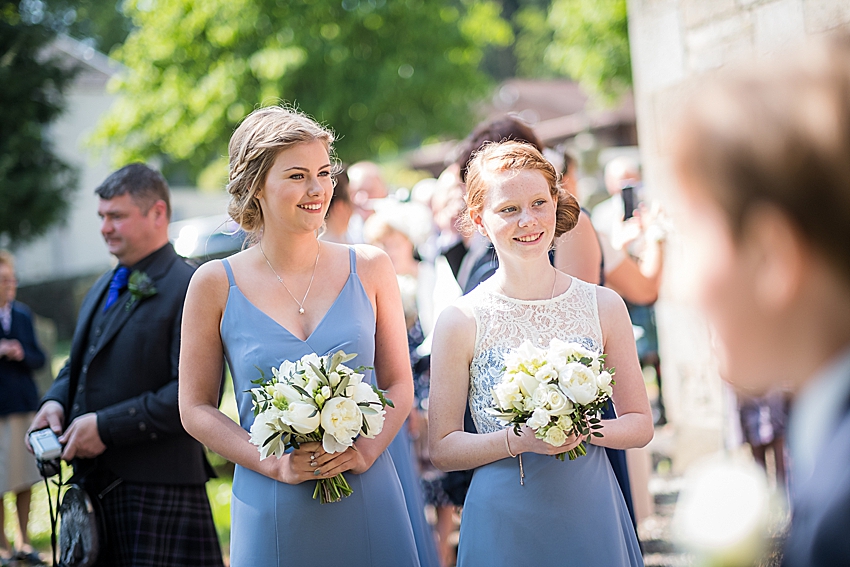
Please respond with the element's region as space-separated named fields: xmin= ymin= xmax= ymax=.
xmin=468 ymin=278 xmax=604 ymax=433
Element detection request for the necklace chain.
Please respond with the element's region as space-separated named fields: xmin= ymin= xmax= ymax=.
xmin=259 ymin=240 xmax=320 ymax=315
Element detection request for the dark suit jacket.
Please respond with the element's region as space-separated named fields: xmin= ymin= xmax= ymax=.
xmin=0 ymin=301 xmax=46 ymax=415
xmin=783 ymin=380 xmax=850 ymax=567
xmin=43 ymin=244 xmax=211 ymax=485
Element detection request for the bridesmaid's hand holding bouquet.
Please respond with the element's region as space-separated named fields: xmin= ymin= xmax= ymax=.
xmin=487 ymin=339 xmax=614 ymax=461
xmin=248 ymin=350 xmax=393 ymax=503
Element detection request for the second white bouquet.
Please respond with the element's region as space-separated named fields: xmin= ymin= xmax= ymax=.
xmin=248 ymin=350 xmax=393 ymax=503
xmin=487 ymin=338 xmax=615 ymax=460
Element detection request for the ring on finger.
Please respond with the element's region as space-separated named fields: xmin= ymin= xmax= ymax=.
xmin=310 ymin=460 xmax=318 ymax=468
xmin=313 ymin=468 xmax=322 ymax=476
xmin=310 ymin=453 xmax=316 ymax=461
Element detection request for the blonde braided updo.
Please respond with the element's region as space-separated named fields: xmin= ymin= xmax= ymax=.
xmin=227 ymin=106 xmax=335 ymax=240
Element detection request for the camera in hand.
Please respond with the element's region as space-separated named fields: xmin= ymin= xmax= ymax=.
xmin=621 ymin=183 xmax=637 ymax=221
xmin=29 ymin=428 xmax=62 ymax=477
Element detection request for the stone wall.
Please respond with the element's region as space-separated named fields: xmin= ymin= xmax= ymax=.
xmin=626 ymin=0 xmax=850 ymax=471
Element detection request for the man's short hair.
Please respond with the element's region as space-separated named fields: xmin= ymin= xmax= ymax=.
xmin=95 ymin=163 xmax=171 ymax=219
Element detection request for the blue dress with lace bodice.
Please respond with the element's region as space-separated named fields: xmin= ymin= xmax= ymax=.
xmin=457 ymin=279 xmax=643 ymax=567
xmin=220 ymin=249 xmax=420 ymax=567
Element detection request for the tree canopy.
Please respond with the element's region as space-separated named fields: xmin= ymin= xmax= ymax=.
xmin=92 ymin=0 xmax=513 ymax=187
xmin=0 ymin=2 xmax=78 ymax=245
xmin=541 ymin=0 xmax=631 ymax=102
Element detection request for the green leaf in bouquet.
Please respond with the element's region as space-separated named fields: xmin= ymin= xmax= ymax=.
xmin=592 ymin=432 xmax=604 ymax=438
xmin=336 ymin=350 xmax=358 ymax=365
xmin=263 ymin=431 xmax=280 ymax=448
xmin=589 ymin=418 xmax=601 ymax=424
xmin=333 ymin=373 xmax=351 ymax=398
xmin=372 ymin=384 xmax=395 ymax=409
xmin=579 ymin=356 xmax=593 ymax=366
xmin=328 ymin=351 xmax=343 ymax=373
xmin=359 ymin=405 xmax=379 ymax=415
xmin=307 ymin=362 xmax=326 ymax=382
xmin=291 ymin=383 xmax=312 ymax=399
xmin=252 ymin=366 xmax=268 ymax=382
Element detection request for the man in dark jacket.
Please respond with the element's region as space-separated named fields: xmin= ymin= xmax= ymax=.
xmin=28 ymin=164 xmax=223 ymax=567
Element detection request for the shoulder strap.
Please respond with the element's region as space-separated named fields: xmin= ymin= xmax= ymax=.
xmin=349 ymin=246 xmax=357 ymax=274
xmin=221 ymin=259 xmax=236 ymax=287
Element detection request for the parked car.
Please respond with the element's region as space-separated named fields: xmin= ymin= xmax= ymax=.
xmin=168 ymin=214 xmax=248 ymax=265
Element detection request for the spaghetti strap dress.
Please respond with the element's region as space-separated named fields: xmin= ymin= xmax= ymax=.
xmin=457 ymin=278 xmax=643 ymax=567
xmin=220 ymin=248 xmax=420 ymax=567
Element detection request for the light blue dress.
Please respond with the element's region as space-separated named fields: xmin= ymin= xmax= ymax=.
xmin=389 ymin=427 xmax=441 ymax=567
xmin=220 ymin=250 xmax=420 ymax=567
xmin=458 ymin=279 xmax=643 ymax=567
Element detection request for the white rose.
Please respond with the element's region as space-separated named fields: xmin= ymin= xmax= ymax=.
xmin=531 ymin=385 xmax=549 ymax=408
xmin=352 ymin=382 xmax=385 ymax=438
xmin=559 ymin=362 xmax=599 ymax=405
xmin=549 ymin=340 xmax=595 ymax=364
xmin=320 ymin=397 xmax=362 ymax=453
xmin=545 ymin=385 xmax=574 ymax=416
xmin=274 ymin=360 xmax=297 ymax=379
xmin=282 ymin=401 xmax=321 ymax=434
xmin=544 ymin=426 xmax=568 ymax=447
xmin=527 ymin=407 xmax=551 ymax=430
xmin=493 ymin=381 xmax=523 ymax=411
xmin=505 ymin=340 xmax=545 ymax=373
xmin=547 ymin=338 xmax=574 ymax=359
xmin=250 ymin=407 xmax=286 ymax=460
xmin=534 ymin=362 xmax=559 ymax=384
xmin=596 ymin=371 xmax=614 ymax=397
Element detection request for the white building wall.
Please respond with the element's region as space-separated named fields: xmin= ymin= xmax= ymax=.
xmin=626 ymin=0 xmax=850 ymax=471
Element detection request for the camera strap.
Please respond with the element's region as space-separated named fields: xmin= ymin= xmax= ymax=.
xmin=40 ymin=463 xmax=63 ymax=567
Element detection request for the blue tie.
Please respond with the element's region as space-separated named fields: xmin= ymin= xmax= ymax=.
xmin=103 ymin=266 xmax=130 ymax=312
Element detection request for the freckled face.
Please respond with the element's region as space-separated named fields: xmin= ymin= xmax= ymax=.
xmin=258 ymin=140 xmax=334 ymax=234
xmin=473 ymin=169 xmax=556 ymax=262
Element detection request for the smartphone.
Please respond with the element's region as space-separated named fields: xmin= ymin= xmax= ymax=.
xmin=621 ymin=185 xmax=636 ymax=220
xmin=29 ymin=428 xmax=63 ymax=461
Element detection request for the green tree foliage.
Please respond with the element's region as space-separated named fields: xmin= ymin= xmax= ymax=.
xmin=47 ymin=0 xmax=135 ymax=55
xmin=513 ymin=2 xmax=555 ymax=79
xmin=93 ymin=0 xmax=513 ymax=186
xmin=542 ymin=0 xmax=631 ymax=103
xmin=0 ymin=2 xmax=78 ymax=245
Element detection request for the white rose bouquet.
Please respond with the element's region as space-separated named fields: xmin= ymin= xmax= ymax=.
xmin=487 ymin=339 xmax=615 ymax=461
xmin=248 ymin=350 xmax=393 ymax=503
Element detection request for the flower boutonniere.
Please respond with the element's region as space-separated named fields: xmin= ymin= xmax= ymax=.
xmin=125 ymin=270 xmax=157 ymax=310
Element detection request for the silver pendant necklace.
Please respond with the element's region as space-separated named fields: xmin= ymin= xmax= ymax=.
xmin=259 ymin=240 xmax=320 ymax=315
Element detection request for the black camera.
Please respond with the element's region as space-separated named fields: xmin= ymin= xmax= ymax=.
xmin=29 ymin=428 xmax=62 ymax=477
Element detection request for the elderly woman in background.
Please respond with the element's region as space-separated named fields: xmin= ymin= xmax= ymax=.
xmin=0 ymin=251 xmax=45 ymax=566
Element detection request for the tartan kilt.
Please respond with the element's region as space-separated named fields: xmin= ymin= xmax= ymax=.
xmin=91 ymin=481 xmax=224 ymax=567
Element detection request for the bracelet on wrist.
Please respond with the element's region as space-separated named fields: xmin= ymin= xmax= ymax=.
xmin=505 ymin=427 xmax=517 ymax=458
